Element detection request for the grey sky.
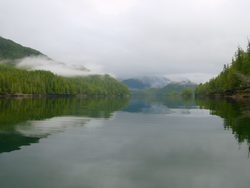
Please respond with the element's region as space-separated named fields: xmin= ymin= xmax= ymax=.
xmin=1 ymin=0 xmax=250 ymax=83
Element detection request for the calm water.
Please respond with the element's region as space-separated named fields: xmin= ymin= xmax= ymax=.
xmin=0 ymin=96 xmax=250 ymax=188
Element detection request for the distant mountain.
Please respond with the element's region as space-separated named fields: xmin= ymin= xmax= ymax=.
xmin=133 ymin=80 xmax=198 ymax=96
xmin=120 ymin=76 xmax=172 ymax=92
xmin=171 ymin=77 xmax=191 ymax=83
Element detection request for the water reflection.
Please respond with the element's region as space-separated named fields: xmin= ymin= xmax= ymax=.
xmin=122 ymin=96 xmax=198 ymax=114
xmin=0 ymin=97 xmax=130 ymax=153
xmin=196 ymin=97 xmax=250 ymax=157
xmin=1 ymin=96 xmax=250 ymax=188
xmin=0 ymin=131 xmax=40 ymax=153
xmin=195 ymin=97 xmax=250 ymax=144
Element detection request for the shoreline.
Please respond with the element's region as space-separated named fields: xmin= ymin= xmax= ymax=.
xmin=0 ymin=93 xmax=130 ymax=98
xmin=195 ymin=88 xmax=250 ymax=98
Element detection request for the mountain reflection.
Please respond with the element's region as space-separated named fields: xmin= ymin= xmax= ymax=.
xmin=0 ymin=97 xmax=130 ymax=153
xmin=122 ymin=96 xmax=197 ymax=114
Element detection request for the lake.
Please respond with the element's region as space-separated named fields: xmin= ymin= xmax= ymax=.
xmin=0 ymin=96 xmax=250 ymax=188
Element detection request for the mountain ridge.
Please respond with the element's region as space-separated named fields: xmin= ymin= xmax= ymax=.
xmin=120 ymin=76 xmax=172 ymax=92
xmin=119 ymin=76 xmax=196 ymax=92
xmin=132 ymin=80 xmax=197 ymax=96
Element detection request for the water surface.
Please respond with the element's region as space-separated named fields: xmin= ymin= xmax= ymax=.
xmin=0 ymin=96 xmax=250 ymax=188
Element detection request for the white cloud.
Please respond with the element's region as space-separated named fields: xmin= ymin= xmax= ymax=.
xmin=1 ymin=0 xmax=250 ymax=83
xmin=90 ymin=0 xmax=137 ymax=15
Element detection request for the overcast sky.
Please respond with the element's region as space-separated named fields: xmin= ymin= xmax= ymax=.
xmin=1 ymin=0 xmax=250 ymax=83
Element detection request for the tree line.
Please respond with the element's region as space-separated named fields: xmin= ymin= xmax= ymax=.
xmin=195 ymin=41 xmax=250 ymax=95
xmin=0 ymin=64 xmax=130 ymax=95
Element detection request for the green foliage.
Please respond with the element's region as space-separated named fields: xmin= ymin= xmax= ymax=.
xmin=181 ymin=88 xmax=193 ymax=95
xmin=0 ymin=36 xmax=130 ymax=96
xmin=0 ymin=64 xmax=130 ymax=95
xmin=133 ymin=82 xmax=197 ymax=96
xmin=160 ymin=82 xmax=196 ymax=95
xmin=0 ymin=37 xmax=43 ymax=60
xmin=169 ymin=91 xmax=179 ymax=95
xmin=195 ymin=41 xmax=250 ymax=95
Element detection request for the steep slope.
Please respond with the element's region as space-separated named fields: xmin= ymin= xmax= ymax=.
xmin=0 ymin=36 xmax=44 ymax=60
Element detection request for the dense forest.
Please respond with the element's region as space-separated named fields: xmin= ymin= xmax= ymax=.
xmin=133 ymin=81 xmax=197 ymax=96
xmin=0 ymin=64 xmax=130 ymax=95
xmin=0 ymin=37 xmax=130 ymax=96
xmin=195 ymin=41 xmax=250 ymax=95
xmin=181 ymin=88 xmax=193 ymax=95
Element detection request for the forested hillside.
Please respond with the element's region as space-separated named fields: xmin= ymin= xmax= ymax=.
xmin=195 ymin=41 xmax=250 ymax=95
xmin=133 ymin=81 xmax=197 ymax=96
xmin=0 ymin=37 xmax=43 ymax=59
xmin=0 ymin=64 xmax=130 ymax=95
xmin=0 ymin=37 xmax=130 ymax=96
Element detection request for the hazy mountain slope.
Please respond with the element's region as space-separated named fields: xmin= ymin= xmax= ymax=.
xmin=138 ymin=76 xmax=172 ymax=88
xmin=121 ymin=76 xmax=172 ymax=92
xmin=121 ymin=78 xmax=150 ymax=90
xmin=171 ymin=78 xmax=191 ymax=83
xmin=0 ymin=37 xmax=91 ymax=74
xmin=133 ymin=81 xmax=197 ymax=96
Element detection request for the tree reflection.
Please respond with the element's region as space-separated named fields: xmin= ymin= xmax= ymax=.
xmin=0 ymin=97 xmax=130 ymax=153
xmin=0 ymin=97 xmax=130 ymax=130
xmin=195 ymin=97 xmax=250 ymax=155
